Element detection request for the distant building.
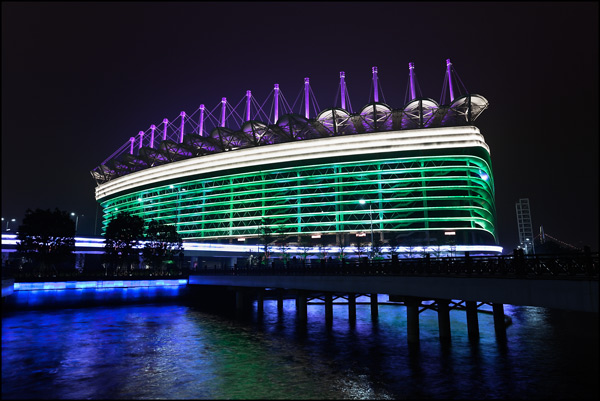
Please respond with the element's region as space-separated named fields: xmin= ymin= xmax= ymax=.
xmin=515 ymin=198 xmax=535 ymax=254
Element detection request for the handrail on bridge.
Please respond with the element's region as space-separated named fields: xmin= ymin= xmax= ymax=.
xmin=194 ymin=252 xmax=599 ymax=280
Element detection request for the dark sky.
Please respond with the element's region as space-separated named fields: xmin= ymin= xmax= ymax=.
xmin=2 ymin=1 xmax=598 ymax=251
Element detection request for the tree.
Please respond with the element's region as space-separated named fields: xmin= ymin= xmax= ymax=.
xmin=354 ymin=235 xmax=366 ymax=259
xmin=372 ymin=236 xmax=384 ymax=259
xmin=387 ymin=234 xmax=401 ymax=259
xmin=299 ymin=235 xmax=313 ymax=262
xmin=103 ymin=212 xmax=145 ymax=275
xmin=258 ymin=218 xmax=274 ymax=265
xmin=337 ymin=234 xmax=348 ymax=260
xmin=142 ymin=220 xmax=183 ymax=275
xmin=273 ymin=225 xmax=290 ymax=264
xmin=317 ymin=235 xmax=329 ymax=260
xmin=17 ymin=208 xmax=76 ymax=276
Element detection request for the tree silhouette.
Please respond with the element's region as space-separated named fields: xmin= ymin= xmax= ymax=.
xmin=354 ymin=235 xmax=366 ymax=259
xmin=17 ymin=208 xmax=76 ymax=276
xmin=299 ymin=235 xmax=313 ymax=262
xmin=103 ymin=212 xmax=144 ymax=275
xmin=258 ymin=218 xmax=274 ymax=265
xmin=387 ymin=234 xmax=401 ymax=259
xmin=337 ymin=234 xmax=348 ymax=260
xmin=142 ymin=220 xmax=183 ymax=275
xmin=372 ymin=236 xmax=384 ymax=259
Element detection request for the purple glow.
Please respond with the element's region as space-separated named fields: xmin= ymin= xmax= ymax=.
xmin=372 ymin=66 xmax=379 ymax=103
xmin=409 ymin=62 xmax=416 ymax=100
xmin=304 ymin=78 xmax=310 ymax=119
xmin=179 ymin=111 xmax=186 ymax=143
xmin=150 ymin=124 xmax=156 ymax=148
xmin=246 ymin=90 xmax=252 ymax=122
xmin=199 ymin=104 xmax=205 ymax=136
xmin=220 ymin=97 xmax=227 ymax=127
xmin=138 ymin=131 xmax=144 ymax=149
xmin=446 ymin=59 xmax=455 ymax=102
xmin=274 ymin=84 xmax=279 ymax=122
xmin=340 ymin=71 xmax=346 ymax=110
xmin=129 ymin=137 xmax=135 ymax=154
xmin=163 ymin=118 xmax=168 ymax=141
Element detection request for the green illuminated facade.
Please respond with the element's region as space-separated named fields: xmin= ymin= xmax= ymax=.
xmin=96 ymin=127 xmax=498 ymax=248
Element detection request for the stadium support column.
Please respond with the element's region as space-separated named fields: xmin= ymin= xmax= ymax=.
xmin=493 ymin=303 xmax=507 ymax=339
xmin=277 ymin=288 xmax=284 ymax=314
xmin=437 ymin=299 xmax=451 ymax=340
xmin=245 ymin=90 xmax=252 ymax=121
xmin=409 ymin=62 xmax=416 ymax=100
xmin=150 ymin=124 xmax=156 ymax=148
xmin=378 ymin=163 xmax=383 ymax=242
xmin=348 ymin=293 xmax=356 ymax=322
xmin=296 ymin=290 xmax=307 ymax=322
xmin=446 ymin=59 xmax=455 ymax=102
xmin=371 ymin=293 xmax=379 ymax=319
xmin=372 ymin=66 xmax=379 ymax=102
xmin=406 ymin=296 xmax=421 ymax=343
xmin=179 ymin=111 xmax=186 ymax=143
xmin=335 ymin=165 xmax=342 ymax=244
xmin=340 ymin=72 xmax=347 ymax=110
xmin=256 ymin=288 xmax=264 ymax=315
xmin=325 ymin=292 xmax=333 ymax=324
xmin=235 ymin=288 xmax=247 ymax=314
xmin=421 ymin=162 xmax=430 ymax=245
xmin=466 ymin=300 xmax=479 ymax=340
xmin=199 ymin=104 xmax=205 ymax=136
xmin=163 ymin=118 xmax=168 ymax=141
xmin=274 ymin=84 xmax=279 ymax=123
xmin=220 ymin=97 xmax=227 ymax=127
xmin=304 ymin=78 xmax=310 ymax=119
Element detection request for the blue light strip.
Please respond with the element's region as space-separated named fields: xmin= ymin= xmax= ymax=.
xmin=2 ymin=234 xmax=502 ymax=254
xmin=13 ymin=279 xmax=188 ymax=291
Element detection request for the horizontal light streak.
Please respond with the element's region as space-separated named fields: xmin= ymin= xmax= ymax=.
xmin=96 ymin=126 xmax=489 ymax=200
xmin=2 ymin=234 xmax=501 ymax=255
xmin=13 ymin=279 xmax=188 ymax=291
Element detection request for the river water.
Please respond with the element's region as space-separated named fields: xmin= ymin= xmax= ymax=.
xmin=2 ymin=288 xmax=598 ymax=399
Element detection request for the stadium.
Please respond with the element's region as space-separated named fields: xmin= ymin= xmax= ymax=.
xmin=91 ymin=60 xmax=501 ymax=258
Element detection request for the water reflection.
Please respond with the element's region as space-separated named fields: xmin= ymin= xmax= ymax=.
xmin=2 ymin=291 xmax=598 ymax=399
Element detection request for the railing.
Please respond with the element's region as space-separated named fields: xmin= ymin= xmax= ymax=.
xmin=196 ymin=253 xmax=599 ymax=280
xmin=3 ymin=268 xmax=192 ymax=283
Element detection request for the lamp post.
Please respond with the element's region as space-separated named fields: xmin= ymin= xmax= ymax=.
xmin=3 ymin=218 xmax=16 ymax=232
xmin=359 ymin=199 xmax=374 ymax=259
xmin=71 ymin=213 xmax=82 ymax=232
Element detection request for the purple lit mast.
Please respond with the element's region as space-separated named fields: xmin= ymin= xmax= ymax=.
xmin=304 ymin=78 xmax=310 ymax=119
xmin=408 ymin=62 xmax=416 ymax=100
xmin=199 ymin=104 xmax=205 ymax=136
xmin=372 ymin=66 xmax=379 ymax=103
xmin=446 ymin=59 xmax=455 ymax=102
xmin=150 ymin=124 xmax=156 ymax=148
xmin=129 ymin=137 xmax=135 ymax=154
xmin=274 ymin=84 xmax=279 ymax=123
xmin=138 ymin=131 xmax=144 ymax=149
xmin=245 ymin=90 xmax=252 ymax=121
xmin=340 ymin=71 xmax=347 ymax=110
xmin=163 ymin=119 xmax=168 ymax=141
xmin=179 ymin=111 xmax=185 ymax=143
xmin=220 ymin=97 xmax=227 ymax=127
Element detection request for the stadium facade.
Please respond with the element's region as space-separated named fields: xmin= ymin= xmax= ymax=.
xmin=92 ymin=60 xmax=501 ymax=257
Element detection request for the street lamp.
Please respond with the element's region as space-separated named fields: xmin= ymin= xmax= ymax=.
xmin=2 ymin=218 xmax=16 ymax=231
xmin=71 ymin=213 xmax=83 ymax=232
xmin=359 ymin=199 xmax=374 ymax=259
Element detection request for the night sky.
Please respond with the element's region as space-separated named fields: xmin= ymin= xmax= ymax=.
xmin=2 ymin=2 xmax=598 ymax=251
